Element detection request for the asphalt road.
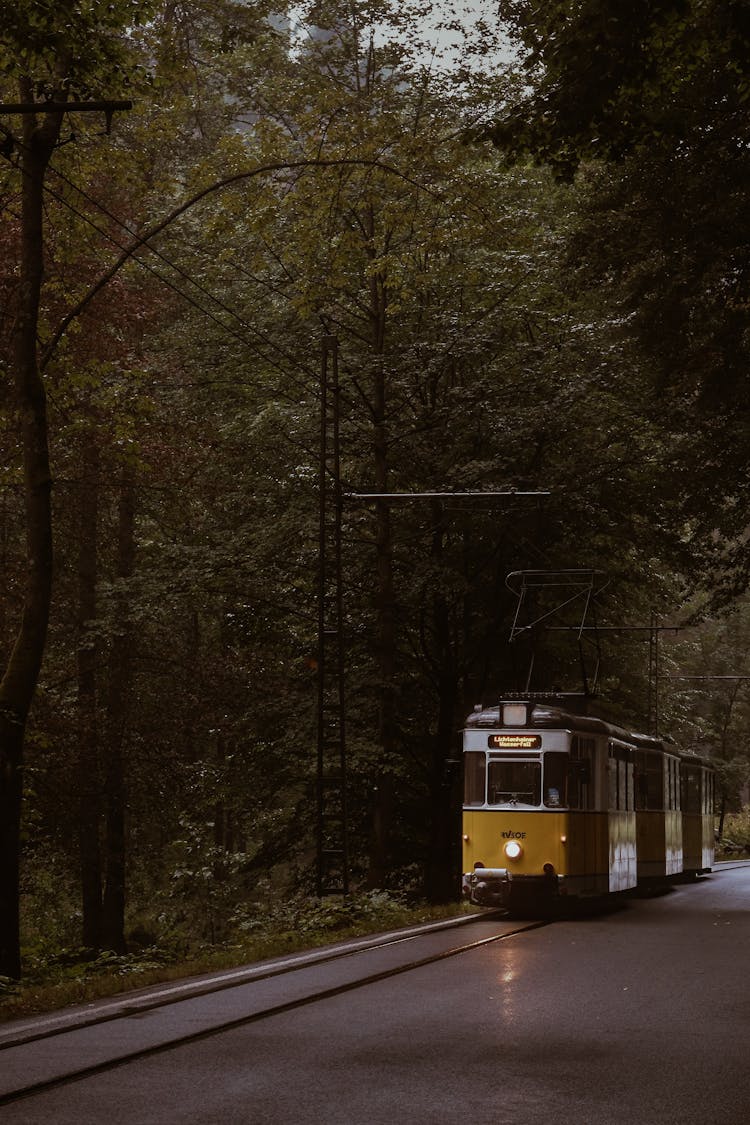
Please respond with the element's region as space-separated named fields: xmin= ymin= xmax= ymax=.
xmin=3 ymin=866 xmax=749 ymax=1124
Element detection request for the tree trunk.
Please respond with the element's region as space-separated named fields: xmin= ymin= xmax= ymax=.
xmin=0 ymin=95 xmax=61 ymax=978
xmin=424 ymin=702 xmax=462 ymax=902
xmin=424 ymin=510 xmax=461 ymax=902
xmin=366 ymin=257 xmax=398 ymax=888
xmin=77 ymin=436 xmax=102 ymax=949
xmin=101 ymin=469 xmax=135 ymax=953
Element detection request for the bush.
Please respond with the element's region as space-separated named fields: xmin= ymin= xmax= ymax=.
xmin=718 ymin=809 xmax=750 ymax=855
xmin=1 ymin=892 xmax=471 ymax=1021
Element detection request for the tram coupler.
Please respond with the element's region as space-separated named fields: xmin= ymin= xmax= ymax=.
xmin=464 ymin=867 xmax=511 ymax=907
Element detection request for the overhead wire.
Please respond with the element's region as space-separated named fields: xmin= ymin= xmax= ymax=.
xmin=43 ymin=156 xmax=325 ymax=399
xmin=41 ymin=151 xmax=376 ymax=432
xmin=1 ymin=117 xmax=482 ymax=437
xmin=1 ymin=122 xmax=340 ymax=416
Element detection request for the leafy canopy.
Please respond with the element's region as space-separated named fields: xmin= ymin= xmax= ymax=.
xmin=490 ymin=0 xmax=750 ymax=176
xmin=0 ymin=1 xmax=155 ymax=98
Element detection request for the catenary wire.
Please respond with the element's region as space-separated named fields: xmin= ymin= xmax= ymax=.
xmin=43 ymin=158 xmax=324 ymax=394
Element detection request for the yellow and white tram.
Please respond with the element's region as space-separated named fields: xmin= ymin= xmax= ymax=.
xmin=462 ymin=698 xmax=714 ymax=911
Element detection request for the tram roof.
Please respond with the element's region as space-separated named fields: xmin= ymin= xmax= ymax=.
xmin=464 ymin=699 xmax=712 ymax=764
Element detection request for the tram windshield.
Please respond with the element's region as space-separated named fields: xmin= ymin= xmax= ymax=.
xmin=487 ymin=759 xmax=541 ymax=807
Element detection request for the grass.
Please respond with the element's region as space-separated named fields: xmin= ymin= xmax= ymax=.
xmin=716 ymin=809 xmax=750 ymax=858
xmin=0 ymin=896 xmax=477 ymax=1024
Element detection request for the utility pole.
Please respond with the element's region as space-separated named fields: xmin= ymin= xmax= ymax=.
xmin=316 ymin=336 xmax=349 ymax=896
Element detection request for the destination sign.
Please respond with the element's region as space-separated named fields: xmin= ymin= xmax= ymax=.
xmin=487 ymin=734 xmax=542 ymax=750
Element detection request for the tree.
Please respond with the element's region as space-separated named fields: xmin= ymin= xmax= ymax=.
xmin=182 ymin=0 xmax=690 ymax=895
xmin=0 ymin=0 xmax=156 ymax=977
xmin=1 ymin=0 xmax=712 ymax=976
xmin=491 ymin=1 xmax=750 ymax=172
xmin=488 ymin=1 xmax=750 ymax=598
xmin=661 ymin=601 xmax=750 ymax=830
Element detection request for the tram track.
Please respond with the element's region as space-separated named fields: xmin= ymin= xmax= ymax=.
xmin=0 ymin=909 xmax=510 ymax=1052
xmin=0 ymin=915 xmax=547 ymax=1107
xmin=7 ymin=864 xmax=746 ymax=1109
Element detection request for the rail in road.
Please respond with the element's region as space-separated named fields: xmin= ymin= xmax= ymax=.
xmin=0 ymin=912 xmax=547 ymax=1107
xmin=3 ymin=859 xmax=748 ymax=1114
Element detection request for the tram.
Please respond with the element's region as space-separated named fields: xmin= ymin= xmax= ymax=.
xmin=462 ymin=697 xmax=714 ymax=911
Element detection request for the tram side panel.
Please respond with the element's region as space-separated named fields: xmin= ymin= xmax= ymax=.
xmin=607 ymin=740 xmax=638 ymax=892
xmin=565 ymin=810 xmax=608 ymax=897
xmin=702 ymin=767 xmax=716 ymax=871
xmin=635 ymin=749 xmax=683 ymax=881
xmin=681 ymin=762 xmax=715 ymax=875
xmin=568 ymin=737 xmax=619 ymax=897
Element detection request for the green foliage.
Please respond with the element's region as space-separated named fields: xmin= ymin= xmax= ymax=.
xmin=718 ymin=809 xmax=750 ymax=856
xmin=0 ymin=1 xmax=155 ymax=97
xmin=233 ymin=889 xmax=428 ymax=938
xmin=661 ymin=598 xmax=750 ymax=753
xmin=493 ymin=0 xmax=750 ymax=173
xmin=490 ymin=2 xmax=750 ymax=597
xmin=19 ymin=841 xmax=80 ymax=961
xmin=5 ymin=0 xmax=742 ymax=982
xmin=2 ymin=885 xmax=471 ymax=1019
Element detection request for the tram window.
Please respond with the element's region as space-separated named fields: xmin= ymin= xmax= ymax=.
xmin=464 ymin=752 xmax=486 ymax=806
xmin=572 ymin=736 xmax=595 ymax=758
xmin=544 ymin=753 xmax=567 ymax=807
xmin=681 ymin=768 xmax=701 ymax=814
xmin=635 ymin=751 xmax=664 ymax=810
xmin=487 ymin=760 xmax=541 ymax=807
xmin=608 ymin=758 xmax=618 ymax=810
xmin=705 ymin=771 xmax=715 ymax=815
xmin=618 ymin=760 xmax=627 ymax=810
xmin=625 ymin=760 xmax=634 ymax=810
xmin=570 ymin=736 xmax=594 ymax=810
xmin=608 ymin=742 xmax=633 ymax=810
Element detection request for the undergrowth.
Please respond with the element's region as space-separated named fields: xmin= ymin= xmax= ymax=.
xmin=0 ymin=892 xmax=474 ymax=1022
xmin=717 ymin=809 xmax=750 ymax=856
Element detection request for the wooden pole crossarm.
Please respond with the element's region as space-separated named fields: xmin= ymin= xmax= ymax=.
xmin=0 ymin=101 xmax=133 ymax=114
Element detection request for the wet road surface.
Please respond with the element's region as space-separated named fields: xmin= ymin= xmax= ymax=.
xmin=2 ymin=866 xmax=748 ymax=1123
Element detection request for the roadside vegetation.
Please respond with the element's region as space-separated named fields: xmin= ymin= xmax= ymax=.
xmin=0 ymin=890 xmax=476 ymax=1021
xmin=716 ymin=812 xmax=750 ymax=860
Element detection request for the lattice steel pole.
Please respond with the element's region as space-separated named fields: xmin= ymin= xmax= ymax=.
xmin=316 ymin=336 xmax=349 ymax=895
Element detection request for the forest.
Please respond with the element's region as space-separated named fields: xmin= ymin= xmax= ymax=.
xmin=1 ymin=0 xmax=750 ymax=992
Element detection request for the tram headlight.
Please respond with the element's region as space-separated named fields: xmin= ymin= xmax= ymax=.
xmin=503 ymin=840 xmax=523 ymax=860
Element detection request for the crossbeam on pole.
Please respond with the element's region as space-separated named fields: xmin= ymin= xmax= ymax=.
xmin=345 ymin=490 xmax=550 ymax=501
xmin=0 ymin=101 xmax=133 ymax=114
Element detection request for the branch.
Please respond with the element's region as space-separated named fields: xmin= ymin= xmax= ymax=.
xmin=40 ymin=157 xmax=441 ymax=369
